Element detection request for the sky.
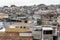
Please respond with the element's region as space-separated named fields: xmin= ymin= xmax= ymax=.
xmin=0 ymin=0 xmax=60 ymax=7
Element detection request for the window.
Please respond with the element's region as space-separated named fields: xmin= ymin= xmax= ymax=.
xmin=15 ymin=26 xmax=26 ymax=28
xmin=25 ymin=20 xmax=27 ymax=23
xmin=15 ymin=26 xmax=22 ymax=28
xmin=43 ymin=30 xmax=52 ymax=34
xmin=55 ymin=20 xmax=57 ymax=22
xmin=34 ymin=29 xmax=42 ymax=31
xmin=15 ymin=26 xmax=19 ymax=28
xmin=23 ymin=27 xmax=26 ymax=28
xmin=20 ymin=26 xmax=22 ymax=28
xmin=20 ymin=20 xmax=22 ymax=22
xmin=37 ymin=20 xmax=42 ymax=25
xmin=53 ymin=20 xmax=57 ymax=22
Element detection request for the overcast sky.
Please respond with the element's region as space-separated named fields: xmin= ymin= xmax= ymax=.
xmin=0 ymin=0 xmax=60 ymax=7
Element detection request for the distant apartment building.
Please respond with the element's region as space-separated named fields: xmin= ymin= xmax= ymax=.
xmin=41 ymin=25 xmax=58 ymax=40
xmin=0 ymin=4 xmax=60 ymax=40
xmin=0 ymin=13 xmax=9 ymax=21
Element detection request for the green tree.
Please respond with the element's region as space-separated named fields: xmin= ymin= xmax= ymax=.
xmin=17 ymin=14 xmax=26 ymax=17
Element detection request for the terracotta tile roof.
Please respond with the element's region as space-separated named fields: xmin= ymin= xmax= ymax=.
xmin=0 ymin=13 xmax=8 ymax=18
xmin=5 ymin=28 xmax=30 ymax=32
xmin=10 ymin=22 xmax=33 ymax=26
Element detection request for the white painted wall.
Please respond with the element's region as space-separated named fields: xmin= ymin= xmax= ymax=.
xmin=9 ymin=25 xmax=15 ymax=28
xmin=0 ymin=28 xmax=5 ymax=32
xmin=19 ymin=33 xmax=32 ymax=36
